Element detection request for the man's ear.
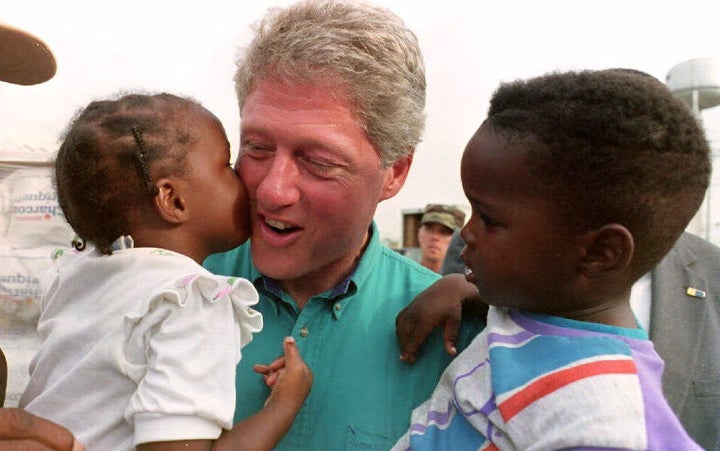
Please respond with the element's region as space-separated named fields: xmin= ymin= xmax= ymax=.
xmin=579 ymin=224 xmax=634 ymax=279
xmin=153 ymin=178 xmax=188 ymax=224
xmin=380 ymin=150 xmax=414 ymax=201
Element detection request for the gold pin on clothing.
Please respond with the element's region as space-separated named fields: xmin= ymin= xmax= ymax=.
xmin=685 ymin=287 xmax=707 ymax=299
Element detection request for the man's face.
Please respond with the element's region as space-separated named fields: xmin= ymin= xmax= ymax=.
xmin=417 ymin=222 xmax=454 ymax=264
xmin=236 ymin=78 xmax=411 ymax=291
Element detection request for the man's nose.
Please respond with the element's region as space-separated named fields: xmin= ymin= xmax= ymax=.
xmin=255 ymin=153 xmax=301 ymax=209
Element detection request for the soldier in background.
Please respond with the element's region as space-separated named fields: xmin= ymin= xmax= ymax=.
xmin=417 ymin=204 xmax=465 ymax=273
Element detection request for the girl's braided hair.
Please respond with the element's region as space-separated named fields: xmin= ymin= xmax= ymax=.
xmin=55 ymin=92 xmax=200 ymax=254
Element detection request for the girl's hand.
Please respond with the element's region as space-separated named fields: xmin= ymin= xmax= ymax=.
xmin=264 ymin=337 xmax=312 ymax=411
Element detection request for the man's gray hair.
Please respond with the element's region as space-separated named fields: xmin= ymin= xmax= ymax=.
xmin=234 ymin=0 xmax=426 ymax=167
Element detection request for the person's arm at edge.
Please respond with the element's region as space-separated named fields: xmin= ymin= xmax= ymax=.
xmin=0 ymin=408 xmax=83 ymax=450
xmin=1 ymin=347 xmax=6 ymax=407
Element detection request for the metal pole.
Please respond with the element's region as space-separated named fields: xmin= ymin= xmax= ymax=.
xmin=693 ymin=89 xmax=713 ymax=242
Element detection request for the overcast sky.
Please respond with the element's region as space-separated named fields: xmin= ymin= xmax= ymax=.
xmin=3 ymin=0 xmax=720 ymax=243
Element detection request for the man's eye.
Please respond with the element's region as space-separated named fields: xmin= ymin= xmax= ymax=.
xmin=241 ymin=142 xmax=269 ymax=155
xmin=299 ymin=154 xmax=339 ymax=175
xmin=306 ymin=158 xmax=334 ymax=172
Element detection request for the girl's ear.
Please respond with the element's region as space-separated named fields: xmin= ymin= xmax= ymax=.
xmin=153 ymin=178 xmax=189 ymax=224
xmin=579 ymin=224 xmax=634 ymax=279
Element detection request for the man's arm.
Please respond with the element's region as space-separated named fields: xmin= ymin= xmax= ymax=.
xmin=396 ymin=273 xmax=486 ymax=363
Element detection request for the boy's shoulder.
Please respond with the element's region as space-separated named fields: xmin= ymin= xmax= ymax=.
xmin=442 ymin=307 xmax=670 ymax=450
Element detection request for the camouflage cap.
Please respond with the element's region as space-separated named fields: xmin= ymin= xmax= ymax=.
xmin=420 ymin=204 xmax=466 ymax=231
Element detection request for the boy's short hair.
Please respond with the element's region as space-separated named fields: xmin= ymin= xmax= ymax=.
xmin=484 ymin=69 xmax=711 ymax=277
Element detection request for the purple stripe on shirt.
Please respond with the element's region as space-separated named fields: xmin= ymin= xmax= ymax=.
xmin=453 ymin=359 xmax=494 ymax=419
xmin=487 ymin=330 xmax=535 ymax=347
xmin=509 ymin=309 xmax=591 ymax=338
xmin=409 ymin=400 xmax=454 ymax=433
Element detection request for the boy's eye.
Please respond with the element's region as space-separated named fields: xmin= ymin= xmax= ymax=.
xmin=470 ymin=203 xmax=499 ymax=228
xmin=479 ymin=213 xmax=499 ymax=227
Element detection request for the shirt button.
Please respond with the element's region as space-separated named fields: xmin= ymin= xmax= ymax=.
xmin=300 ymin=326 xmax=309 ymax=337
xmin=334 ymin=304 xmax=342 ymax=311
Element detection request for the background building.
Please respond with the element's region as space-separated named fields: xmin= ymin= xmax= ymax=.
xmin=666 ymin=58 xmax=720 ymax=245
xmin=0 ymin=137 xmax=74 ymax=406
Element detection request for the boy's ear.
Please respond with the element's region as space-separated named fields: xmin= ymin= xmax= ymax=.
xmin=579 ymin=224 xmax=634 ymax=279
xmin=153 ymin=178 xmax=189 ymax=224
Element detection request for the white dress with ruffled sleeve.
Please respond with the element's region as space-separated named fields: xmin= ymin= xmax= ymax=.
xmin=20 ymin=241 xmax=262 ymax=450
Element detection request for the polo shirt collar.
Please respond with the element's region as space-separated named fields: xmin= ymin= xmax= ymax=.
xmin=347 ymin=220 xmax=382 ymax=288
xmin=254 ymin=221 xmax=383 ymax=318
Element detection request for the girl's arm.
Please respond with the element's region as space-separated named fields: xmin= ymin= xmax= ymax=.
xmin=139 ymin=337 xmax=312 ymax=451
xmin=213 ymin=336 xmax=312 ymax=451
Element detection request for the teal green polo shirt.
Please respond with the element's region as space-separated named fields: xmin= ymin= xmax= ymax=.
xmin=204 ymin=222 xmax=483 ymax=450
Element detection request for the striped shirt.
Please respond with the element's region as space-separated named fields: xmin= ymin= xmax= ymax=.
xmin=393 ymin=306 xmax=701 ymax=450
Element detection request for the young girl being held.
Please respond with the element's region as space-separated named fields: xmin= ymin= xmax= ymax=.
xmin=20 ymin=92 xmax=312 ymax=450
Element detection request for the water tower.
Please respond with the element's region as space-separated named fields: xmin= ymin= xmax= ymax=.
xmin=666 ymin=57 xmax=720 ymax=242
xmin=666 ymin=58 xmax=720 ymax=113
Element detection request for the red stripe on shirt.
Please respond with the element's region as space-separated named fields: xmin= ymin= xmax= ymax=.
xmin=499 ymin=359 xmax=637 ymax=421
